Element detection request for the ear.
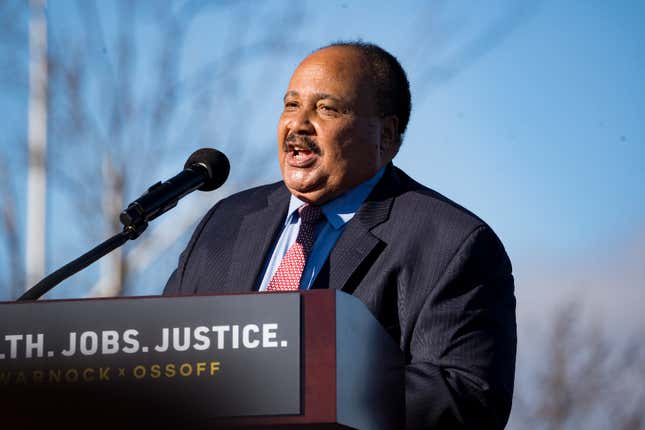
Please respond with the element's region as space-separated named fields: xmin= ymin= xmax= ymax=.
xmin=380 ymin=115 xmax=400 ymax=160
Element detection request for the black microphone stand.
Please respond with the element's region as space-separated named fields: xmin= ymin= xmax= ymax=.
xmin=17 ymin=221 xmax=148 ymax=302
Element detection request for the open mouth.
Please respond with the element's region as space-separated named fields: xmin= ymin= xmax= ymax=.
xmin=286 ymin=144 xmax=318 ymax=167
xmin=292 ymin=147 xmax=313 ymax=157
xmin=284 ymin=135 xmax=320 ymax=167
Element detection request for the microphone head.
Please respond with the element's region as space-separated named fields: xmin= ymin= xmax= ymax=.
xmin=185 ymin=148 xmax=230 ymax=191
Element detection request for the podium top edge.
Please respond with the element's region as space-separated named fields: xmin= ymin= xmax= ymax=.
xmin=0 ymin=289 xmax=342 ymax=305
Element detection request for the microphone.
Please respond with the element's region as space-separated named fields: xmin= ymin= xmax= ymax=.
xmin=18 ymin=148 xmax=229 ymax=301
xmin=120 ymin=148 xmax=230 ymax=232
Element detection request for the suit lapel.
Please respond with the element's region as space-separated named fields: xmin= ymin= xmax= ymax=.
xmin=225 ymin=185 xmax=289 ymax=293
xmin=324 ymin=166 xmax=398 ymax=292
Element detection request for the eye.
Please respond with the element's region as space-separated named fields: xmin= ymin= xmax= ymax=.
xmin=318 ymin=104 xmax=338 ymax=113
xmin=283 ymin=101 xmax=299 ymax=111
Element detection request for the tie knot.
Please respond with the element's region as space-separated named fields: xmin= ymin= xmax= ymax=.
xmin=298 ymin=204 xmax=323 ymax=225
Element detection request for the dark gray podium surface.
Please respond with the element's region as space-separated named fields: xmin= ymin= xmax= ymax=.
xmin=0 ymin=290 xmax=404 ymax=429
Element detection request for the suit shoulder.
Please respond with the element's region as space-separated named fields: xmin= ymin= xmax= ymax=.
xmin=390 ymin=167 xmax=490 ymax=236
xmin=382 ymin=168 xmax=503 ymax=254
xmin=384 ymin=167 xmax=511 ymax=267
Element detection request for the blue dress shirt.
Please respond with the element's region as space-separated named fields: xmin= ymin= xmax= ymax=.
xmin=257 ymin=167 xmax=386 ymax=291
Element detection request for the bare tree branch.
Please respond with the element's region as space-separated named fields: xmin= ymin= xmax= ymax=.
xmin=24 ymin=0 xmax=306 ymax=296
xmin=512 ymin=301 xmax=645 ymax=429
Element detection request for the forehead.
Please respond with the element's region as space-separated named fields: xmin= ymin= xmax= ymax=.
xmin=286 ymin=47 xmax=371 ymax=101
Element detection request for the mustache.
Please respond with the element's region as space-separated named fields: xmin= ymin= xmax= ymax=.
xmin=283 ymin=134 xmax=321 ymax=155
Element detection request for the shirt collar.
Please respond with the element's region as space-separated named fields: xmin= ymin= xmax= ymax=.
xmin=286 ymin=166 xmax=386 ymax=229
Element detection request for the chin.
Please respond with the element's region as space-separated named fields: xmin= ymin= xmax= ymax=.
xmin=285 ymin=175 xmax=320 ymax=193
xmin=287 ymin=184 xmax=319 ymax=198
xmin=285 ymin=185 xmax=325 ymax=205
xmin=284 ymin=172 xmax=336 ymax=202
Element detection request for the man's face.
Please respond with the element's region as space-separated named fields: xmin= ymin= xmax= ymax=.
xmin=277 ymin=47 xmax=396 ymax=205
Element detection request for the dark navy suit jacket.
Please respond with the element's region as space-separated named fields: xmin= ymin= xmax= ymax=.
xmin=164 ymin=164 xmax=517 ymax=429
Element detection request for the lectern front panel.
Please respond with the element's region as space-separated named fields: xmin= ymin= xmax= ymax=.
xmin=0 ymin=294 xmax=301 ymax=419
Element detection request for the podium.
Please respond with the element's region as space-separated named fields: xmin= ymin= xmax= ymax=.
xmin=0 ymin=290 xmax=404 ymax=429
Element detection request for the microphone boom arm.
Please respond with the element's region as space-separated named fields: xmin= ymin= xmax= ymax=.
xmin=18 ymin=229 xmax=135 ymax=301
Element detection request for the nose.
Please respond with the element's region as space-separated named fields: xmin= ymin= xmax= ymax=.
xmin=288 ymin=108 xmax=315 ymax=136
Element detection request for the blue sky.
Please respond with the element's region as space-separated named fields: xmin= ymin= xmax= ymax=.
xmin=1 ymin=1 xmax=644 ymax=424
xmin=1 ymin=0 xmax=644 ymax=327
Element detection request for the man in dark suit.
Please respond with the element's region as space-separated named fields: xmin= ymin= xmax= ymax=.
xmin=164 ymin=41 xmax=516 ymax=429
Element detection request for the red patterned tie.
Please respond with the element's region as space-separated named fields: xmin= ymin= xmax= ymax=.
xmin=267 ymin=204 xmax=324 ymax=291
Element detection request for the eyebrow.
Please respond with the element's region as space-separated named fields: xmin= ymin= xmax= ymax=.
xmin=283 ymin=91 xmax=344 ymax=104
